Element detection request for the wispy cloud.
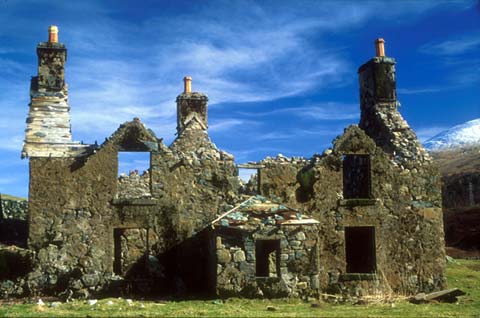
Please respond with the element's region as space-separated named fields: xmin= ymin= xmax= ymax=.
xmin=420 ymin=32 xmax=480 ymax=56
xmin=397 ymin=87 xmax=445 ymax=95
xmin=418 ymin=31 xmax=480 ymax=88
xmin=209 ymin=119 xmax=258 ymax=132
xmin=0 ymin=177 xmax=18 ymax=185
xmin=256 ymin=132 xmax=295 ymax=141
xmin=236 ymin=103 xmax=359 ymax=121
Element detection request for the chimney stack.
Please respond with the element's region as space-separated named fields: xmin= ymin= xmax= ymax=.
xmin=48 ymin=25 xmax=58 ymax=43
xmin=358 ymin=38 xmax=396 ymax=113
xmin=176 ymin=76 xmax=208 ymax=134
xmin=184 ymin=76 xmax=192 ymax=94
xmin=23 ymin=25 xmax=72 ymax=158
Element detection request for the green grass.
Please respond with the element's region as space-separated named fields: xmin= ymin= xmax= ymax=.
xmin=1 ymin=259 xmax=479 ymax=317
xmin=0 ymin=194 xmax=27 ymax=202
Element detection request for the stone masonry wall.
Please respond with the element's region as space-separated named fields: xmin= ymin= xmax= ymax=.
xmin=215 ymin=225 xmax=319 ymax=298
xmin=0 ymin=198 xmax=28 ymax=221
xmin=152 ymin=124 xmax=238 ymax=242
xmin=258 ymin=155 xmax=308 ymax=208
xmin=295 ymin=125 xmax=445 ymax=296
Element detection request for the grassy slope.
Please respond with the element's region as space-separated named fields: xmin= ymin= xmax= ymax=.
xmin=430 ymin=145 xmax=480 ymax=177
xmin=0 ymin=194 xmax=27 ymax=202
xmin=1 ymin=260 xmax=479 ymax=317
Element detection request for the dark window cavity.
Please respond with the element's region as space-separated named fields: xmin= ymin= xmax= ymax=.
xmin=255 ymin=240 xmax=280 ymax=277
xmin=345 ymin=226 xmax=376 ymax=273
xmin=343 ymin=154 xmax=371 ymax=199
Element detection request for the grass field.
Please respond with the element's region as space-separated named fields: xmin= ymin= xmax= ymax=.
xmin=0 ymin=259 xmax=479 ymax=317
xmin=0 ymin=194 xmax=27 ymax=201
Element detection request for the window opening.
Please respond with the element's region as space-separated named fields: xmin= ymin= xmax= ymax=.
xmin=238 ymin=168 xmax=260 ymax=195
xmin=345 ymin=226 xmax=376 ymax=273
xmin=117 ymin=151 xmax=151 ymax=198
xmin=343 ymin=154 xmax=371 ymax=199
xmin=255 ymin=240 xmax=280 ymax=277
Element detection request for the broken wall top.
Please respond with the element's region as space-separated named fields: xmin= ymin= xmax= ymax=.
xmin=212 ymin=195 xmax=319 ymax=232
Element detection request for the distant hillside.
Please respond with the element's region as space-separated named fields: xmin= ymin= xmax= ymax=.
xmin=430 ymin=145 xmax=480 ymax=252
xmin=0 ymin=194 xmax=27 ymax=202
xmin=430 ymin=145 xmax=480 ymax=177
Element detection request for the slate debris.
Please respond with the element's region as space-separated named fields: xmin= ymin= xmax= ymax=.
xmin=411 ymin=288 xmax=466 ymax=304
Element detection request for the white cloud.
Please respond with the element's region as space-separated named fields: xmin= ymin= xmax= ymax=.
xmin=236 ymin=103 xmax=359 ymax=121
xmin=209 ymin=119 xmax=258 ymax=132
xmin=397 ymin=87 xmax=445 ymax=95
xmin=420 ymin=32 xmax=480 ymax=56
xmin=256 ymin=132 xmax=294 ymax=141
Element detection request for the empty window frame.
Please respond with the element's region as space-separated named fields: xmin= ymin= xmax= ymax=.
xmin=343 ymin=154 xmax=371 ymax=199
xmin=255 ymin=240 xmax=280 ymax=278
xmin=238 ymin=168 xmax=260 ymax=195
xmin=117 ymin=151 xmax=151 ymax=198
xmin=118 ymin=151 xmax=151 ymax=177
xmin=345 ymin=226 xmax=376 ymax=273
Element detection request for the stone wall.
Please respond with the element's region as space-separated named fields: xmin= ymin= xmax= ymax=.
xmin=117 ymin=170 xmax=151 ymax=199
xmin=23 ymin=115 xmax=239 ymax=298
xmin=0 ymin=198 xmax=28 ymax=220
xmin=215 ymin=225 xmax=319 ymax=298
xmin=152 ymin=122 xmax=238 ymax=241
xmin=258 ymin=155 xmax=308 ymax=207
xmin=282 ymin=125 xmax=445 ymax=296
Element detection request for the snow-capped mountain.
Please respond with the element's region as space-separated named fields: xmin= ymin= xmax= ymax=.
xmin=424 ymin=118 xmax=480 ymax=151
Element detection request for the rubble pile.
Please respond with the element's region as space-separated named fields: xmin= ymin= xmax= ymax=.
xmin=117 ymin=170 xmax=151 ymax=199
xmin=0 ymin=197 xmax=28 ymax=220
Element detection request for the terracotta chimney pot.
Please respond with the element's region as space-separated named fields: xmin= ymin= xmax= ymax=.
xmin=375 ymin=38 xmax=385 ymax=57
xmin=184 ymin=76 xmax=192 ymax=93
xmin=48 ymin=25 xmax=58 ymax=43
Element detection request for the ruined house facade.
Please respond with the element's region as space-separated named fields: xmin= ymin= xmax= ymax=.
xmin=16 ymin=28 xmax=446 ymax=299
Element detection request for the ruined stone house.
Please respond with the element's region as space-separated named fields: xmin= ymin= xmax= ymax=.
xmin=10 ymin=27 xmax=447 ymax=299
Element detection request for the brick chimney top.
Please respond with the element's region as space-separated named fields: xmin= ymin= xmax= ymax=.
xmin=48 ymin=25 xmax=58 ymax=43
xmin=375 ymin=38 xmax=385 ymax=57
xmin=184 ymin=76 xmax=192 ymax=93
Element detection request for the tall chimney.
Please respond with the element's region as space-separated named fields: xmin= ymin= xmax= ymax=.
xmin=176 ymin=76 xmax=208 ymax=134
xmin=36 ymin=26 xmax=67 ymax=91
xmin=22 ymin=25 xmax=72 ymax=158
xmin=357 ymin=38 xmax=396 ymax=112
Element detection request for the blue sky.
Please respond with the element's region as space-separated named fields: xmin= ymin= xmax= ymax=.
xmin=0 ymin=0 xmax=479 ymax=198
